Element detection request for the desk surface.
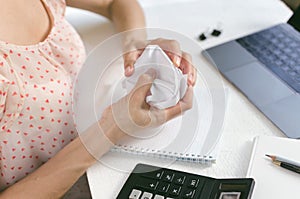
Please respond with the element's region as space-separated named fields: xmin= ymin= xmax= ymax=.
xmin=66 ymin=0 xmax=292 ymax=198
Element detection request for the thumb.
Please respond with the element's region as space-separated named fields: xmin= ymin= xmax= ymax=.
xmin=132 ymin=69 xmax=156 ymax=100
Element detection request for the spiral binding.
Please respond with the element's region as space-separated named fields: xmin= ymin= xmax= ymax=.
xmin=110 ymin=145 xmax=215 ymax=164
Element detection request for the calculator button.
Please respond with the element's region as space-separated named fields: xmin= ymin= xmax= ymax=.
xmin=187 ymin=178 xmax=199 ymax=188
xmin=169 ymin=185 xmax=181 ymax=196
xmin=157 ymin=182 xmax=170 ymax=193
xmin=129 ymin=189 xmax=142 ymax=199
xmin=137 ymin=178 xmax=158 ymax=190
xmin=154 ymin=195 xmax=164 ymax=199
xmin=174 ymin=175 xmax=186 ymax=185
xmin=143 ymin=170 xmax=164 ymax=180
xmin=141 ymin=192 xmax=153 ymax=199
xmin=183 ymin=189 xmax=195 ymax=199
xmin=162 ymin=172 xmax=174 ymax=182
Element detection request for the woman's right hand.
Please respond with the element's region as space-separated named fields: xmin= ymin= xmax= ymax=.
xmin=99 ymin=69 xmax=194 ymax=143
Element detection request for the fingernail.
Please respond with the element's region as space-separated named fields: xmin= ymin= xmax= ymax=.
xmin=125 ymin=66 xmax=132 ymax=76
xmin=174 ymin=56 xmax=181 ymax=67
xmin=188 ymin=73 xmax=193 ymax=82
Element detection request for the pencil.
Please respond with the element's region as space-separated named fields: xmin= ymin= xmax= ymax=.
xmin=265 ymin=154 xmax=300 ymax=167
xmin=265 ymin=154 xmax=300 ymax=175
xmin=272 ymin=160 xmax=300 ymax=174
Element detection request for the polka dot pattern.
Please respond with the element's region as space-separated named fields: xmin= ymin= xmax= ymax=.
xmin=0 ymin=0 xmax=86 ymax=190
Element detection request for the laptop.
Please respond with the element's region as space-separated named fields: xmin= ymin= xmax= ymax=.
xmin=203 ymin=6 xmax=300 ymax=139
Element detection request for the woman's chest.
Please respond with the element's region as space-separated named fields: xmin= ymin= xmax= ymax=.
xmin=0 ymin=0 xmax=52 ymax=46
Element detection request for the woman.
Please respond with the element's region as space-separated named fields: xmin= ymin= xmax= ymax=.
xmin=0 ymin=0 xmax=196 ymax=198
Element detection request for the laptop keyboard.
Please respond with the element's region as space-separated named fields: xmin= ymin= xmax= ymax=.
xmin=237 ymin=23 xmax=300 ymax=92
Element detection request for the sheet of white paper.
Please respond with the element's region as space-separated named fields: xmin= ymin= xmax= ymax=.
xmin=123 ymin=45 xmax=188 ymax=109
xmin=247 ymin=136 xmax=300 ymax=199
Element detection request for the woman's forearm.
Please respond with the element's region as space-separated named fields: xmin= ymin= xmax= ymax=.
xmin=66 ymin=0 xmax=145 ymax=32
xmin=110 ymin=0 xmax=147 ymax=46
xmin=110 ymin=0 xmax=145 ymax=32
xmin=66 ymin=0 xmax=146 ymax=46
xmin=0 ymin=120 xmax=121 ymax=199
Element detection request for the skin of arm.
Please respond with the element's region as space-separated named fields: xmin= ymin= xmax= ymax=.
xmin=0 ymin=94 xmax=129 ymax=199
xmin=0 ymin=118 xmax=119 ymax=199
xmin=66 ymin=0 xmax=145 ymax=33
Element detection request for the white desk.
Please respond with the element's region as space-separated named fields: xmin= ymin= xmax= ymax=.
xmin=66 ymin=0 xmax=292 ymax=198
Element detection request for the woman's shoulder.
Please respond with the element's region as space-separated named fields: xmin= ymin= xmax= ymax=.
xmin=44 ymin=0 xmax=67 ymax=17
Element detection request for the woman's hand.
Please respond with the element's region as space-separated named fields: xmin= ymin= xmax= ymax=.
xmin=123 ymin=38 xmax=197 ymax=86
xmin=100 ymin=69 xmax=193 ymax=143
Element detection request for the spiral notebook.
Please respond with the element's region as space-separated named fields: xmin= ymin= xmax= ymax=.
xmin=75 ymin=53 xmax=228 ymax=164
xmin=109 ymin=79 xmax=228 ymax=163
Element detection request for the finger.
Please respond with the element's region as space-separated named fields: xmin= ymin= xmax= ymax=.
xmin=123 ymin=50 xmax=142 ymax=77
xmin=180 ymin=52 xmax=197 ymax=86
xmin=191 ymin=66 xmax=197 ymax=86
xmin=164 ymin=86 xmax=194 ymax=121
xmin=130 ymin=69 xmax=156 ymax=106
xmin=179 ymin=52 xmax=192 ymax=74
xmin=166 ymin=51 xmax=182 ymax=68
xmin=150 ymin=39 xmax=182 ymax=67
xmin=164 ymin=40 xmax=182 ymax=67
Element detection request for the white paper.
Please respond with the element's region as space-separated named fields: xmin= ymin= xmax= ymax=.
xmin=123 ymin=45 xmax=188 ymax=109
xmin=247 ymin=136 xmax=300 ymax=199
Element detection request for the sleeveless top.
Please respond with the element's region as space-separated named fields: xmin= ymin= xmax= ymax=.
xmin=0 ymin=0 xmax=86 ymax=190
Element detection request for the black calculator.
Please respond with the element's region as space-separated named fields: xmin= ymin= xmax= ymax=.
xmin=117 ymin=164 xmax=255 ymax=199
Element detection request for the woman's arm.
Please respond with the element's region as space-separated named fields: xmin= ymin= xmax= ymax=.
xmin=66 ymin=0 xmax=197 ymax=85
xmin=66 ymin=0 xmax=147 ymax=75
xmin=0 ymin=120 xmax=121 ymax=199
xmin=66 ymin=0 xmax=145 ymax=32
xmin=0 ymin=71 xmax=192 ymax=199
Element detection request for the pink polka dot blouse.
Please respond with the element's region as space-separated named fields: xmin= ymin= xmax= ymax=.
xmin=0 ymin=0 xmax=86 ymax=190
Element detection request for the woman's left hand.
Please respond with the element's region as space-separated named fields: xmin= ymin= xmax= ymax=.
xmin=122 ymin=38 xmax=197 ymax=86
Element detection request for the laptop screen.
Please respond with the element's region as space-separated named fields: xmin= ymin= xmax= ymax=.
xmin=288 ymin=6 xmax=300 ymax=31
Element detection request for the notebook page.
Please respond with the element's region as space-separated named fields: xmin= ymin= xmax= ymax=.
xmin=247 ymin=136 xmax=300 ymax=199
